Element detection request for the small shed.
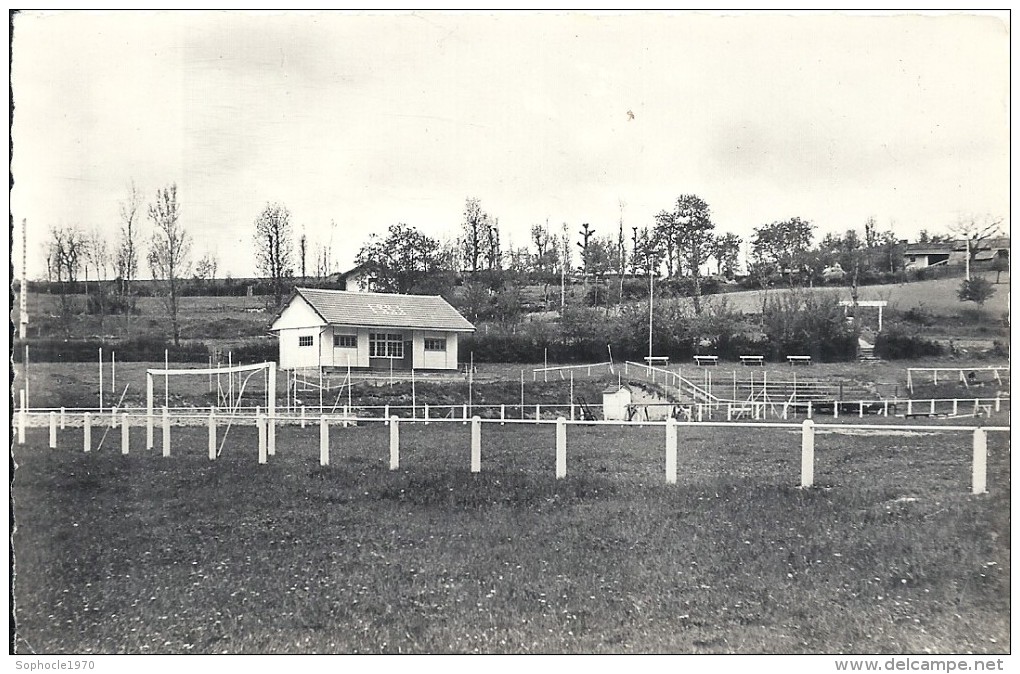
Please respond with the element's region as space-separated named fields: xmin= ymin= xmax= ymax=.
xmin=602 ymin=385 xmax=633 ymax=421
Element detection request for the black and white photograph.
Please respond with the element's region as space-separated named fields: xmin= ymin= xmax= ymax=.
xmin=8 ymin=9 xmax=1011 ymax=664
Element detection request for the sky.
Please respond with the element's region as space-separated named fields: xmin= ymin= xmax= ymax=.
xmin=10 ymin=10 xmax=1011 ymax=280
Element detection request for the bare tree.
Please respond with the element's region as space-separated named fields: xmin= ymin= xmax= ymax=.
xmin=253 ymin=202 xmax=294 ymax=308
xmin=85 ymin=228 xmax=112 ymax=329
xmin=116 ymin=179 xmax=142 ymax=297
xmin=46 ymin=224 xmax=87 ymax=335
xmin=949 ymin=214 xmax=1003 ymax=271
xmin=147 ymin=183 xmax=189 ymax=346
xmin=299 ymin=232 xmax=307 ymax=280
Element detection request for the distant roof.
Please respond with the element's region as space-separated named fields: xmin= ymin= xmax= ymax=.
xmin=904 ymin=244 xmax=954 ymax=255
xmin=287 ymin=287 xmax=475 ymax=332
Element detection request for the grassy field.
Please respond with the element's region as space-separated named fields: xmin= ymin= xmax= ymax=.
xmin=710 ymin=273 xmax=1008 ymax=342
xmin=11 ymin=420 xmax=1009 ymax=654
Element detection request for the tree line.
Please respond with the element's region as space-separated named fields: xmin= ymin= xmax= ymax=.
xmin=40 ymin=183 xmax=1003 ymax=348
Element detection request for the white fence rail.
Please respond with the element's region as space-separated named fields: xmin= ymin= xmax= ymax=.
xmin=15 ymin=409 xmax=1009 ymax=495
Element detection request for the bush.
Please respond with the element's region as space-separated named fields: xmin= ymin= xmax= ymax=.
xmin=957 ymin=277 xmax=996 ymax=305
xmin=13 ymin=337 xmax=211 ymax=363
xmin=901 ymin=306 xmax=936 ymax=326
xmin=874 ymin=328 xmax=944 ymax=360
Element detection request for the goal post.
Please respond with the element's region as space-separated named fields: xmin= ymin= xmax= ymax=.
xmin=146 ymin=361 xmax=277 ymax=451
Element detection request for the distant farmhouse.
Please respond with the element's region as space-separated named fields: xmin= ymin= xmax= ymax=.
xmin=270 ymin=288 xmax=475 ymax=372
xmin=331 ymin=264 xmax=377 ymax=292
xmin=903 ymin=237 xmax=1009 ymax=270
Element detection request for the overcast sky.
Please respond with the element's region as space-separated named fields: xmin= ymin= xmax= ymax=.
xmin=11 ymin=10 xmax=1010 ymax=280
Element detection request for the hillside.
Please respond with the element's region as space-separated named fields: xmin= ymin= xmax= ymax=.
xmin=13 ymin=273 xmax=1009 ymax=355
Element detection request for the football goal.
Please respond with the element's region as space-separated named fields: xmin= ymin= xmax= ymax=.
xmin=145 ymin=361 xmax=277 ymax=451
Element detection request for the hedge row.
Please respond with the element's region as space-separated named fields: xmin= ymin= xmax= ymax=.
xmin=12 ymin=337 xmax=277 ymax=364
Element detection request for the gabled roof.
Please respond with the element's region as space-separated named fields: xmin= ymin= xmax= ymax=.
xmin=280 ymin=288 xmax=475 ymax=332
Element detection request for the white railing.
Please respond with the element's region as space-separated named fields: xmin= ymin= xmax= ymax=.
xmin=13 ymin=393 xmax=1007 ymax=425
xmin=15 ymin=410 xmax=1009 ymax=495
xmin=907 ymin=366 xmax=1008 ymax=393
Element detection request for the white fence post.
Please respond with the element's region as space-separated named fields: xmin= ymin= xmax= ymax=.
xmin=952 ymin=399 xmax=958 ymax=416
xmin=500 ymin=404 xmax=505 ymax=425
xmin=833 ymin=401 xmax=838 ymax=419
xmin=726 ymin=403 xmax=732 ymax=421
xmin=907 ymin=399 xmax=913 ymax=416
xmin=60 ymin=406 xmax=66 ymax=430
xmin=930 ymin=399 xmax=936 ymax=415
xmin=17 ymin=393 xmax=26 ymax=445
xmin=319 ymin=415 xmax=329 ymax=467
xmin=995 ymin=394 xmax=1001 ymax=413
xmin=146 ymin=374 xmax=154 ymax=449
xmin=535 ymin=404 xmax=541 ymax=423
xmin=49 ymin=411 xmax=57 ymax=448
xmin=389 ymin=416 xmax=399 ymax=470
xmin=257 ymin=414 xmax=267 ymax=464
xmin=858 ymin=401 xmax=864 ymax=418
xmin=471 ymin=416 xmax=481 ymax=473
xmin=665 ymin=417 xmax=677 ymax=484
xmin=121 ymin=413 xmax=129 ymax=455
xmin=424 ymin=404 xmax=430 ymax=425
xmin=807 ymin=401 xmax=813 ymax=419
xmin=268 ymin=410 xmax=276 ymax=457
xmin=208 ymin=408 xmax=216 ymax=461
xmin=111 ymin=405 xmax=118 ymax=428
xmin=83 ymin=412 xmax=92 ymax=453
xmin=384 ymin=405 xmax=390 ymax=424
xmin=301 ymin=406 xmax=306 ymax=428
xmin=463 ymin=404 xmax=468 ymax=424
xmin=162 ymin=407 xmax=170 ymax=458
xmin=800 ymin=419 xmax=814 ymax=488
xmin=555 ymin=417 xmax=566 ymax=479
xmin=972 ymin=428 xmax=987 ymax=495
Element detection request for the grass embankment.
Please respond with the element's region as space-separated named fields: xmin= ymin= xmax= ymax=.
xmin=12 ymin=422 xmax=1010 ymax=654
xmin=14 ymin=360 xmax=1009 ymax=411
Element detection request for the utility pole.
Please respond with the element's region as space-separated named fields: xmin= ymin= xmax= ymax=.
xmin=19 ymin=218 xmax=28 ymax=339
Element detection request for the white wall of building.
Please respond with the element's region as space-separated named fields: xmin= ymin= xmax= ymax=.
xmin=279 ymin=322 xmax=465 ymax=371
xmin=279 ymin=327 xmax=324 ymax=369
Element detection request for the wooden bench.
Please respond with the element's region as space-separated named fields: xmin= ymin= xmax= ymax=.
xmin=740 ymin=355 xmax=765 ymax=366
xmin=693 ymin=355 xmax=719 ymax=366
xmin=787 ymin=355 xmax=812 ymax=366
xmin=643 ymin=356 xmax=670 ymax=367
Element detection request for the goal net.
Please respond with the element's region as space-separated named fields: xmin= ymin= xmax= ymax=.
xmin=145 ymin=361 xmax=277 ymax=450
xmin=146 ymin=361 xmax=277 ymax=415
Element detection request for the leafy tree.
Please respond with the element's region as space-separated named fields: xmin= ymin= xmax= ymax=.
xmin=461 ymin=197 xmax=498 ymax=273
xmin=712 ymin=232 xmax=742 ymax=279
xmin=355 ymin=223 xmax=446 ymax=294
xmin=957 ymin=276 xmax=995 ymax=305
xmin=194 ymin=251 xmax=219 ymax=280
xmin=917 ymin=229 xmax=952 ymax=244
xmin=147 ymin=183 xmax=189 ymax=345
xmin=253 ymin=202 xmax=294 ymax=308
xmin=667 ymin=194 xmax=716 ymax=313
xmin=750 ymin=217 xmax=815 ymax=286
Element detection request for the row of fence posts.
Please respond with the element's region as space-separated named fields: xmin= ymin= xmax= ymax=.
xmin=22 ymin=410 xmax=994 ymax=495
